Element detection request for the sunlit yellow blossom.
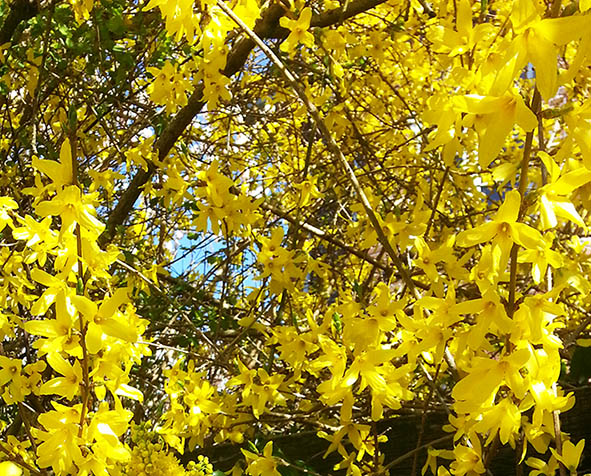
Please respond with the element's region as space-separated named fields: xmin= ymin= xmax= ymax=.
xmin=40 ymin=352 xmax=83 ymax=400
xmin=242 ymin=441 xmax=281 ymax=476
xmin=457 ymin=190 xmax=543 ymax=271
xmin=35 ymin=185 xmax=104 ymax=237
xmin=280 ymin=8 xmax=315 ymax=55
xmin=452 ymin=93 xmax=537 ymax=168
xmin=550 ymin=439 xmax=585 ymax=473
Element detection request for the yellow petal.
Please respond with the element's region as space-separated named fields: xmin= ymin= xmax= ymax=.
xmin=299 ymin=7 xmax=312 ymax=28
xmin=456 ymin=0 xmax=473 ymax=37
xmin=539 ymin=194 xmax=557 ymax=229
xmin=86 ymin=323 xmax=104 ymax=354
xmin=514 ymin=94 xmax=538 ymax=131
xmin=552 ymin=168 xmax=591 ymax=195
xmin=496 ymin=190 xmax=521 ymax=223
xmin=538 ymin=151 xmax=560 ymax=183
xmin=528 ymin=32 xmax=558 ymax=101
xmin=453 ymin=95 xmax=505 ymax=114
xmin=46 ymin=352 xmax=73 ymax=377
xmin=536 ymin=16 xmax=589 ymax=45
xmin=478 ymin=112 xmax=515 ymax=168
xmin=24 ymin=320 xmax=58 ymax=337
xmin=510 ymin=223 xmax=543 ymax=249
xmin=457 ymin=222 xmax=497 ymax=247
xmin=59 ymin=138 xmax=74 ymax=185
xmin=0 ymin=461 xmax=22 ymax=476
xmin=101 ymin=318 xmax=137 ymax=342
xmin=98 ymin=288 xmax=128 ymax=319
xmin=553 ymin=199 xmax=585 ymax=228
xmin=72 ymin=295 xmax=98 ymax=319
xmin=115 ymin=383 xmax=144 ymax=403
xmin=490 ymin=51 xmax=523 ymax=96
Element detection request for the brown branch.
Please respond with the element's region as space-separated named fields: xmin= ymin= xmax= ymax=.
xmin=425 ymin=166 xmax=449 ymax=237
xmin=98 ymin=161 xmax=157 ymax=246
xmin=311 ymin=0 xmax=389 ymax=28
xmin=0 ymin=441 xmax=43 ymax=476
xmin=382 ymin=434 xmax=453 ymax=472
xmin=261 ymin=0 xmax=390 ymax=39
xmin=0 ymin=0 xmax=38 ymax=45
xmin=261 ymin=203 xmax=389 ymax=271
xmin=507 ymin=89 xmax=541 ymax=318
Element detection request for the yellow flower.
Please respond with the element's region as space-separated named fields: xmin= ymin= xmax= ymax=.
xmin=450 ymin=439 xmax=485 ymax=476
xmin=146 ymin=61 xmax=191 ymax=113
xmin=294 ymin=177 xmax=322 ymax=207
xmin=452 ymin=348 xmax=531 ymax=407
xmin=426 ymin=0 xmax=493 ymax=57
xmin=33 ymin=402 xmax=83 ymax=474
xmin=72 ymin=289 xmax=137 ymax=354
xmin=525 ymin=455 xmax=559 ymax=476
xmin=342 ymin=347 xmax=396 ymax=394
xmin=452 ymin=93 xmax=537 ymax=168
xmin=32 ymin=139 xmax=74 ymax=190
xmin=87 ymin=403 xmax=132 ymax=463
xmin=550 ymin=439 xmax=585 ymax=473
xmin=509 ymin=0 xmax=589 ymax=101
xmin=457 ymin=190 xmax=543 ymax=271
xmin=422 ymin=447 xmax=454 ymax=476
xmin=0 ymin=197 xmax=17 ymax=231
xmin=472 ymin=398 xmax=521 ymax=447
xmin=0 ymin=356 xmax=24 ymax=404
xmin=536 ymin=152 xmax=591 ymax=230
xmin=40 ymin=352 xmax=83 ymax=401
xmin=35 ymin=185 xmax=104 ymax=237
xmin=203 ymin=75 xmax=232 ymax=109
xmin=518 ymin=234 xmax=563 ymax=284
xmin=25 ymin=289 xmax=83 ymax=358
xmin=280 ymin=8 xmax=315 ymax=55
xmin=250 ymin=368 xmax=286 ymax=418
xmin=143 ymin=0 xmax=200 ymax=42
xmin=233 ymin=0 xmax=261 ymax=29
xmin=453 ymin=289 xmax=513 ymax=349
xmin=242 ymin=441 xmax=281 ymax=476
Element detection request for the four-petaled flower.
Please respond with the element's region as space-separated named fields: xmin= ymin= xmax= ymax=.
xmin=280 ymin=8 xmax=315 ymax=56
xmin=457 ymin=190 xmax=543 ymax=271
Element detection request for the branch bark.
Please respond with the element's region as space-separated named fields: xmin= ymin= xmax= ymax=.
xmin=0 ymin=0 xmax=38 ymax=46
xmin=261 ymin=202 xmax=390 ymax=272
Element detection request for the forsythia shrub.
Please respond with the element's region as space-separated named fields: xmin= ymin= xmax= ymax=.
xmin=0 ymin=0 xmax=591 ymax=475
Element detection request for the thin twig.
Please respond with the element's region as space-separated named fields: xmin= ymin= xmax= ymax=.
xmin=382 ymin=434 xmax=454 ymax=472
xmin=68 ymin=125 xmax=92 ymax=436
xmin=411 ymin=363 xmax=442 ymax=476
xmin=507 ymin=89 xmax=541 ymax=318
xmin=0 ymin=441 xmax=43 ymax=475
xmin=425 ymin=166 xmax=449 ymax=236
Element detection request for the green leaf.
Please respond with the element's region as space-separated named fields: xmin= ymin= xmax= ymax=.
xmin=332 ymin=312 xmax=342 ymax=333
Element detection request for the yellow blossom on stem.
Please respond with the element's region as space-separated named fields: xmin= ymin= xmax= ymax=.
xmin=456 ymin=190 xmax=543 ymax=271
xmin=550 ymin=439 xmax=585 ymax=473
xmin=449 ymin=436 xmax=485 ymax=476
xmin=35 ymin=185 xmax=104 ymax=237
xmin=40 ymin=352 xmax=83 ymax=401
xmin=452 ymin=93 xmax=537 ymax=168
xmin=242 ymin=441 xmax=281 ymax=476
xmin=280 ymin=8 xmax=315 ymax=56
